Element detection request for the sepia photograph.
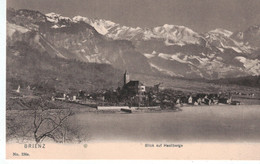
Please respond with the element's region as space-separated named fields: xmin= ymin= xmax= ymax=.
xmin=4 ymin=0 xmax=260 ymax=160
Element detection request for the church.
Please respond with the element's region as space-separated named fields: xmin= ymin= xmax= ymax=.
xmin=122 ymin=71 xmax=146 ymax=97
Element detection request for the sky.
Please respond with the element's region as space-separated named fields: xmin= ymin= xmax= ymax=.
xmin=7 ymin=0 xmax=260 ymax=33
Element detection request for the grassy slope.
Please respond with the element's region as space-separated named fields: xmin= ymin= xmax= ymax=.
xmin=210 ymin=76 xmax=260 ymax=88
xmin=131 ymin=73 xmax=260 ymax=96
xmin=6 ymin=41 xmax=123 ymax=95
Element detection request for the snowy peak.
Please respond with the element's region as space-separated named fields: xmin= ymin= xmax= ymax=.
xmin=43 ymin=12 xmax=225 ymax=47
xmin=71 ymin=14 xmax=202 ymax=44
xmin=149 ymin=24 xmax=201 ymax=45
xmin=205 ymin=28 xmax=255 ymax=54
xmin=90 ymin=19 xmax=117 ymax=35
xmin=46 ymin=12 xmax=71 ymax=23
xmin=42 ymin=11 xmax=258 ymax=55
xmin=45 ymin=12 xmax=58 ymax=23
xmin=153 ymin=24 xmax=198 ymax=36
xmin=209 ymin=28 xmax=233 ymax=37
xmin=72 ymin=15 xmax=90 ymax=23
xmin=72 ymin=15 xmax=117 ymax=35
xmin=46 ymin=13 xmax=117 ymax=34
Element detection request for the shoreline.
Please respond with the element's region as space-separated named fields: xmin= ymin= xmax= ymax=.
xmin=6 ymin=104 xmax=260 ymax=114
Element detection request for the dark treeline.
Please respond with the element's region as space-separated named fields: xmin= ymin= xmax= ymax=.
xmin=209 ymin=76 xmax=260 ymax=88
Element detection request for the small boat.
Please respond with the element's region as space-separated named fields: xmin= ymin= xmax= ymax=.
xmin=121 ymin=108 xmax=132 ymax=113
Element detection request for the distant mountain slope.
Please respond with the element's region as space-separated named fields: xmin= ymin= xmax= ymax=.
xmin=7 ymin=8 xmax=155 ymax=75
xmin=6 ymin=41 xmax=123 ymax=93
xmin=54 ymin=11 xmax=260 ymax=79
xmin=6 ymin=8 xmax=260 ymax=80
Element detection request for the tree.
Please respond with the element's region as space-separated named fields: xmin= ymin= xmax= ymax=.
xmin=7 ymin=97 xmax=92 ymax=144
xmin=26 ymin=97 xmax=73 ymax=143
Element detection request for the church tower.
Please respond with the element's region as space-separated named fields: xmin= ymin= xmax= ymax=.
xmin=123 ymin=70 xmax=130 ymax=85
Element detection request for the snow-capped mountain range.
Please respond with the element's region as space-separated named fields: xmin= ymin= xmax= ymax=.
xmin=70 ymin=13 xmax=258 ymax=52
xmin=7 ymin=9 xmax=260 ymax=79
xmin=68 ymin=12 xmax=260 ymax=78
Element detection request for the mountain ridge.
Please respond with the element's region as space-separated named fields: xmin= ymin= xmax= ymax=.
xmin=6 ymin=8 xmax=260 ymax=81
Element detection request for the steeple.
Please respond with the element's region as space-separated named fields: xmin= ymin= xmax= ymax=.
xmin=123 ymin=70 xmax=130 ymax=85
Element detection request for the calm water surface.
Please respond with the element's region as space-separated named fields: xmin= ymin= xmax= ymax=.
xmin=70 ymin=105 xmax=260 ymax=142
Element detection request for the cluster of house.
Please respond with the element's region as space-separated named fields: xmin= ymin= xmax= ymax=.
xmin=51 ymin=71 xmax=161 ymax=105
xmin=10 ymin=85 xmax=35 ymax=98
xmin=52 ymin=91 xmax=95 ymax=102
xmin=120 ymin=71 xmax=242 ymax=106
xmin=50 ymin=71 xmax=244 ymax=107
xmin=52 ymin=93 xmax=77 ymax=102
xmin=232 ymin=91 xmax=255 ymax=97
xmin=174 ymin=93 xmax=236 ymax=106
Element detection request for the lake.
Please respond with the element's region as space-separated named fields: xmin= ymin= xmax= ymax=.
xmin=70 ymin=105 xmax=260 ymax=142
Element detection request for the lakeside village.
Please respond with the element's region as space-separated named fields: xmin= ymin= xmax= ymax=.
xmin=12 ymin=71 xmax=255 ymax=112
xmin=49 ymin=71 xmax=248 ymax=112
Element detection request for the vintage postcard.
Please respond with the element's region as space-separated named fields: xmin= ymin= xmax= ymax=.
xmin=4 ymin=0 xmax=260 ymax=160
